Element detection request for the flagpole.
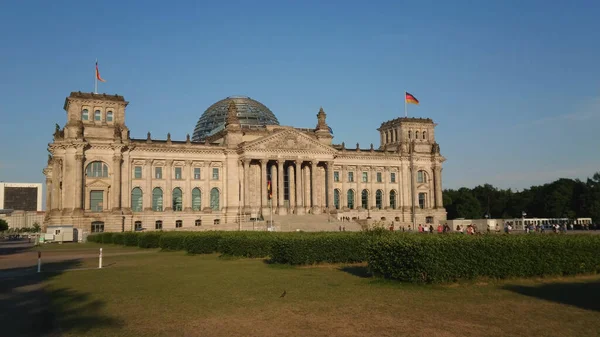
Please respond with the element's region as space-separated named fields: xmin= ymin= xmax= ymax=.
xmin=404 ymin=91 xmax=407 ymax=117
xmin=94 ymin=59 xmax=98 ymax=94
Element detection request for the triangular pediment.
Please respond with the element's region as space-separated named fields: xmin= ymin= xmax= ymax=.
xmin=86 ymin=179 xmax=111 ymax=188
xmin=242 ymin=128 xmax=337 ymax=154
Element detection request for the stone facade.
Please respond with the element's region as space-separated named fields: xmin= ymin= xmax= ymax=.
xmin=43 ymin=92 xmax=446 ymax=233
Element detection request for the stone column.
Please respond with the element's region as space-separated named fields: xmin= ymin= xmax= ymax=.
xmin=112 ymin=154 xmax=122 ymax=211
xmin=185 ymin=160 xmax=192 ymax=211
xmin=121 ymin=152 xmax=131 ymax=210
xmin=370 ymin=167 xmax=375 ymax=210
xmin=304 ymin=165 xmax=310 ymax=213
xmin=341 ymin=165 xmax=346 ymax=209
xmin=311 ymin=161 xmax=318 ymax=214
xmin=384 ymin=168 xmax=390 ymax=209
xmin=74 ymin=154 xmax=84 ymax=211
xmin=260 ymin=159 xmax=268 ymax=216
xmin=270 ymin=164 xmax=277 ymax=208
xmin=45 ymin=175 xmax=52 ymax=212
xmin=202 ymin=162 xmax=209 ymax=210
xmin=288 ymin=165 xmax=295 ymax=212
xmin=164 ymin=160 xmax=173 ymax=211
xmin=326 ymin=161 xmax=334 ymax=210
xmin=51 ymin=159 xmax=61 ymax=210
xmin=295 ymin=161 xmax=304 ymax=215
xmin=144 ymin=160 xmax=152 ymax=211
xmin=243 ymin=160 xmax=250 ymax=212
xmin=434 ymin=166 xmax=443 ymax=208
xmin=277 ymin=160 xmax=286 ymax=215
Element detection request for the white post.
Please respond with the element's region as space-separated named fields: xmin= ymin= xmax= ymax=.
xmin=99 ymin=248 xmax=103 ymax=269
xmin=37 ymin=251 xmax=41 ymax=273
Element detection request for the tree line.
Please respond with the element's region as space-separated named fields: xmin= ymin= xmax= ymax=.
xmin=443 ymin=172 xmax=600 ymax=222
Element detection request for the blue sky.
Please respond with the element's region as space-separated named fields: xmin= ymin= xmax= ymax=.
xmin=1 ymin=0 xmax=599 ymax=191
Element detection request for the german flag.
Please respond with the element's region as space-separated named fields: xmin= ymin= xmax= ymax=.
xmin=267 ymin=180 xmax=272 ymax=199
xmin=96 ymin=60 xmax=106 ymax=82
xmin=405 ymin=92 xmax=419 ymax=105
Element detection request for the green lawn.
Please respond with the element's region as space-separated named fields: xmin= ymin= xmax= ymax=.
xmin=2 ymin=243 xmax=600 ymax=337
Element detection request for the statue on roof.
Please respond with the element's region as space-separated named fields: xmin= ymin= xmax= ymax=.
xmin=225 ymin=100 xmax=240 ymax=127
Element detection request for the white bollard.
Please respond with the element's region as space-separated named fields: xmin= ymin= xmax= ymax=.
xmin=99 ymin=248 xmax=103 ymax=269
xmin=37 ymin=251 xmax=42 ymax=273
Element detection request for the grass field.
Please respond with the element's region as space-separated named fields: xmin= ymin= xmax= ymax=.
xmin=1 ymin=241 xmax=600 ymax=337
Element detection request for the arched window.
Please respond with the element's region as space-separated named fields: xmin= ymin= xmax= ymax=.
xmin=394 ymin=129 xmax=398 ymax=142
xmin=361 ymin=189 xmax=369 ymax=209
xmin=155 ymin=220 xmax=163 ymax=230
xmin=408 ymin=130 xmax=412 ymax=139
xmin=333 ymin=189 xmax=340 ymax=209
xmin=417 ymin=170 xmax=427 ymax=184
xmin=152 ymin=188 xmax=163 ymax=212
xmin=389 ymin=190 xmax=397 ymax=209
xmin=82 ymin=109 xmax=89 ymax=121
xmin=172 ymin=188 xmax=182 ymax=211
xmin=347 ymin=190 xmax=355 ymax=209
xmin=94 ymin=110 xmax=101 ymax=121
xmin=376 ymin=190 xmax=383 ymax=209
xmin=210 ymin=188 xmax=220 ymax=211
xmin=192 ymin=188 xmax=201 ymax=211
xmin=106 ymin=111 xmax=113 ymax=122
xmin=385 ymin=132 xmax=389 ymax=143
xmin=86 ymin=161 xmax=108 ymax=178
xmin=423 ymin=130 xmax=427 ymax=140
xmin=131 ymin=188 xmax=143 ymax=212
xmin=415 ymin=131 xmax=420 ymax=139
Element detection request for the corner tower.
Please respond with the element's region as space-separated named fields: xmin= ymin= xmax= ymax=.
xmin=377 ymin=117 xmax=436 ymax=152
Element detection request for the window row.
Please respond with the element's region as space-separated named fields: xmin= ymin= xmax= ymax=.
xmin=333 ymin=171 xmax=396 ymax=183
xmin=136 ymin=219 xmax=213 ymax=231
xmin=408 ymin=130 xmax=427 ymax=140
xmin=82 ymin=108 xmax=113 ymax=122
xmin=331 ymin=189 xmax=428 ymax=210
xmin=133 ymin=166 xmax=219 ymax=180
xmin=131 ymin=187 xmax=220 ymax=212
xmin=332 ymin=189 xmax=397 ymax=210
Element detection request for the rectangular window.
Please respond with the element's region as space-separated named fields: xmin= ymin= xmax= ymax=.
xmin=362 ymin=172 xmax=368 ymax=183
xmin=376 ymin=172 xmax=382 ymax=183
xmin=134 ymin=166 xmax=142 ymax=179
xmin=155 ymin=167 xmax=162 ymax=179
xmin=175 ymin=220 xmax=182 ymax=228
xmin=91 ymin=222 xmax=104 ymax=233
xmin=390 ymin=172 xmax=396 ymax=183
xmin=175 ymin=167 xmax=182 ymax=180
xmin=90 ymin=190 xmax=103 ymax=212
xmin=194 ymin=168 xmax=201 ymax=180
xmin=418 ymin=193 xmax=426 ymax=209
xmin=333 ymin=171 xmax=339 ymax=182
xmin=134 ymin=221 xmax=142 ymax=231
xmin=195 ymin=219 xmax=202 ymax=227
xmin=155 ymin=221 xmax=163 ymax=230
xmin=212 ymin=168 xmax=219 ymax=180
xmin=348 ymin=172 xmax=354 ymax=182
xmin=417 ymin=171 xmax=425 ymax=183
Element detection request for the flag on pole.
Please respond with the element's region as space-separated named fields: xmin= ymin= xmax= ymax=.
xmin=405 ymin=92 xmax=419 ymax=105
xmin=96 ymin=60 xmax=106 ymax=82
xmin=267 ymin=180 xmax=272 ymax=199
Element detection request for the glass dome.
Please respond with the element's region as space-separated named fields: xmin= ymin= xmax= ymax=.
xmin=192 ymin=96 xmax=280 ymax=141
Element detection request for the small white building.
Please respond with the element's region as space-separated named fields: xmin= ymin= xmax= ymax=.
xmin=44 ymin=225 xmax=78 ymax=243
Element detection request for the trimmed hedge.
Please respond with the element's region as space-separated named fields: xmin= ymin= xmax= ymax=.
xmin=137 ymin=232 xmax=162 ymax=248
xmin=158 ymin=232 xmax=189 ymax=251
xmin=270 ymin=232 xmax=372 ymax=265
xmin=219 ymin=232 xmax=283 ymax=258
xmin=367 ymin=234 xmax=600 ymax=284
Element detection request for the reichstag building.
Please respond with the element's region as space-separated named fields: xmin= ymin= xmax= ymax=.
xmin=43 ymin=92 xmax=446 ymax=233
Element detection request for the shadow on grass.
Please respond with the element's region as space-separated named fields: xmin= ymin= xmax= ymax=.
xmin=503 ymin=280 xmax=600 ymax=312
xmin=0 ymin=239 xmax=34 ymax=255
xmin=0 ymin=258 xmax=122 ymax=336
xmin=339 ymin=265 xmax=372 ymax=278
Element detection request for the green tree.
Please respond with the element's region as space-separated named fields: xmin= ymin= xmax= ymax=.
xmin=0 ymin=219 xmax=8 ymax=232
xmin=32 ymin=222 xmax=41 ymax=233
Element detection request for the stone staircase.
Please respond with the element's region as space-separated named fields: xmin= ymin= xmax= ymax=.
xmin=268 ymin=214 xmax=362 ymax=232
